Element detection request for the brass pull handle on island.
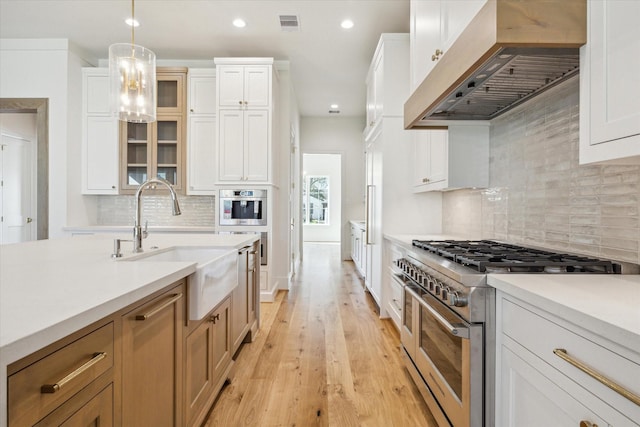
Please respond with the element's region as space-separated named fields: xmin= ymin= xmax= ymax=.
xmin=41 ymin=352 xmax=107 ymax=394
xmin=135 ymin=293 xmax=183 ymax=321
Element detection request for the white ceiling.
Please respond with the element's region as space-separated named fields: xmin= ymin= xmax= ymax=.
xmin=0 ymin=0 xmax=410 ymax=118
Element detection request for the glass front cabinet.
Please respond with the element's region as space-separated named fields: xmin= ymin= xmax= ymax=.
xmin=120 ymin=68 xmax=187 ymax=193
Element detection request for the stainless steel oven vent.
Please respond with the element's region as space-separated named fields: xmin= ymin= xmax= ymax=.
xmin=427 ymin=48 xmax=580 ymax=120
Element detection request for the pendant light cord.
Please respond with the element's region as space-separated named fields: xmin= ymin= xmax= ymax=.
xmin=131 ymin=0 xmax=135 ymax=49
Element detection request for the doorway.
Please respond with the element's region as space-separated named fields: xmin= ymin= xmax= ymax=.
xmin=0 ymin=99 xmax=49 ymax=241
xmin=302 ymin=153 xmax=341 ymax=243
xmin=1 ymin=128 xmax=36 ymax=244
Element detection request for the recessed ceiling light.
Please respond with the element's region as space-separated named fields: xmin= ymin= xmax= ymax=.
xmin=341 ymin=19 xmax=354 ymax=29
xmin=233 ymin=18 xmax=246 ymax=28
xmin=330 ymin=104 xmax=339 ymax=109
xmin=125 ymin=18 xmax=140 ymax=27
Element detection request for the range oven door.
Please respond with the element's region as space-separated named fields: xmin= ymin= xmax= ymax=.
xmin=408 ymin=286 xmax=484 ymax=427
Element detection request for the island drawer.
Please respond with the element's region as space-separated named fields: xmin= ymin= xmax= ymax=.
xmin=501 ymin=297 xmax=640 ymax=420
xmin=8 ymin=322 xmax=114 ymax=426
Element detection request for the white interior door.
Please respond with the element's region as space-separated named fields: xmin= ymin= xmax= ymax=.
xmin=1 ymin=132 xmax=36 ymax=244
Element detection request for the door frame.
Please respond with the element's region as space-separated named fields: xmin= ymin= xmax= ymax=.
xmin=0 ymin=98 xmax=49 ymax=240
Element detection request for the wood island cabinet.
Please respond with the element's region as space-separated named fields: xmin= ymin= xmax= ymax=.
xmin=120 ymin=281 xmax=185 ymax=427
xmin=184 ymin=297 xmax=232 ymax=427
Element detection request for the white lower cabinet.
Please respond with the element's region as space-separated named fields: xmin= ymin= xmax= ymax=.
xmin=496 ymin=292 xmax=640 ymax=427
xmin=350 ymin=222 xmax=366 ymax=279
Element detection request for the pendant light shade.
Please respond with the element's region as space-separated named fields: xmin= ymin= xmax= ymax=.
xmin=109 ymin=43 xmax=156 ymax=123
xmin=108 ymin=0 xmax=156 ymax=123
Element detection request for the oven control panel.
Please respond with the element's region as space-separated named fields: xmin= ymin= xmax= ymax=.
xmin=395 ymin=258 xmax=468 ymax=308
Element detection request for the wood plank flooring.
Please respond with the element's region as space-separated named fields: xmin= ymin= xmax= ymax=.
xmin=204 ymin=243 xmax=437 ymax=427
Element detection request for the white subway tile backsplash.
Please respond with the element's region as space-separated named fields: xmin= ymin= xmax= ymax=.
xmin=96 ymin=195 xmax=215 ymax=226
xmin=443 ymin=76 xmax=640 ymax=263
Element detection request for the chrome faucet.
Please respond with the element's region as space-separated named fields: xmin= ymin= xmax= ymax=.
xmin=133 ymin=177 xmax=181 ymax=253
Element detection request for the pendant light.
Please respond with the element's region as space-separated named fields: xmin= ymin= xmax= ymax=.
xmin=108 ymin=0 xmax=156 ymax=123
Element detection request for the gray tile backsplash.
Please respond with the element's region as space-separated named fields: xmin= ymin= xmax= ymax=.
xmin=97 ymin=195 xmax=215 ymax=226
xmin=442 ymin=76 xmax=640 ymax=263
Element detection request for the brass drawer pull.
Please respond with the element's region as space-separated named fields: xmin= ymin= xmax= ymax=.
xmin=135 ymin=293 xmax=183 ymax=321
xmin=41 ymin=352 xmax=107 ymax=394
xmin=553 ymin=348 xmax=640 ymax=406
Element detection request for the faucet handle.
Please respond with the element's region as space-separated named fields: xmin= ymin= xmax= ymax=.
xmin=143 ymin=220 xmax=149 ymax=239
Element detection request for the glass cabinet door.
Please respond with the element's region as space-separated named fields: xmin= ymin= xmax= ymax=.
xmin=155 ymin=116 xmax=182 ymax=187
xmin=119 ymin=68 xmax=186 ymax=193
xmin=123 ymin=122 xmax=151 ymax=188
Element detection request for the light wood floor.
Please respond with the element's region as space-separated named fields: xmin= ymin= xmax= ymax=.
xmin=204 ymin=243 xmax=437 ymax=427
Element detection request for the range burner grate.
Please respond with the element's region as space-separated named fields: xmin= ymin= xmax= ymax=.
xmin=412 ymin=239 xmax=619 ymax=274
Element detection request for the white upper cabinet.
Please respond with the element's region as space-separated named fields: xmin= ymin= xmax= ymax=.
xmin=81 ymin=68 xmax=119 ymax=195
xmin=187 ymin=69 xmax=217 ymax=194
xmin=413 ymin=123 xmax=489 ymax=192
xmin=215 ymin=58 xmax=273 ymax=184
xmin=188 ymin=70 xmax=217 ymax=115
xmin=409 ymin=0 xmax=486 ymax=92
xmin=580 ymin=0 xmax=640 ymax=164
xmin=364 ymin=34 xmax=409 ymax=138
xmin=217 ymin=65 xmax=271 ymax=109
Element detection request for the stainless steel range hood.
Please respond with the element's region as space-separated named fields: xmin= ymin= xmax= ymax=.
xmin=405 ymin=0 xmax=586 ymax=129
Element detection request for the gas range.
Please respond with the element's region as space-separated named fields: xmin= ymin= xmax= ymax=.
xmin=412 ymin=239 xmax=621 ymax=274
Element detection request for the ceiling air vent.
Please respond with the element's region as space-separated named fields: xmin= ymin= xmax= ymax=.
xmin=328 ymin=110 xmax=340 ymax=114
xmin=279 ymin=15 xmax=300 ymax=32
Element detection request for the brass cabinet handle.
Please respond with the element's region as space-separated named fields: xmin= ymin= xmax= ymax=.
xmin=238 ymin=100 xmax=243 ymax=105
xmin=41 ymin=352 xmax=107 ymax=393
xmin=553 ymin=348 xmax=640 ymax=406
xmin=432 ymin=48 xmax=444 ymax=61
xmin=580 ymin=421 xmax=598 ymax=427
xmin=210 ymin=313 xmax=220 ymax=324
xmin=422 ymin=177 xmax=430 ymax=183
xmin=135 ymin=293 xmax=183 ymax=321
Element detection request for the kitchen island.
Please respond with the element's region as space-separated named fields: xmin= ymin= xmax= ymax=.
xmin=0 ymin=232 xmax=259 ymax=427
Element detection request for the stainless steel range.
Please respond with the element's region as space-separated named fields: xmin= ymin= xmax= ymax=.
xmin=395 ymin=239 xmax=624 ymax=427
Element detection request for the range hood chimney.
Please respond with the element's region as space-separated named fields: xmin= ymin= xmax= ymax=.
xmin=404 ymin=0 xmax=586 ymax=129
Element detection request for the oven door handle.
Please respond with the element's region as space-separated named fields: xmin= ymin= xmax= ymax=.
xmin=406 ymin=286 xmax=470 ymax=339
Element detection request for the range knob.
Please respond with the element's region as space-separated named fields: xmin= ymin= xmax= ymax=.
xmin=448 ymin=292 xmax=468 ymax=307
xmin=433 ymin=281 xmax=441 ymax=296
xmin=440 ymin=286 xmax=449 ymax=301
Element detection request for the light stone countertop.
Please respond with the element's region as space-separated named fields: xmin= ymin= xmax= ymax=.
xmin=349 ymin=220 xmax=366 ymax=230
xmin=0 ymin=232 xmax=258 ymax=375
xmin=488 ymin=274 xmax=640 ymax=355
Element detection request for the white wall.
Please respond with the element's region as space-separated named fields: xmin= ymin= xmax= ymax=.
xmin=300 ymin=117 xmax=365 ymax=259
xmin=303 ymin=153 xmax=341 ymax=242
xmin=0 ymin=39 xmax=94 ymax=237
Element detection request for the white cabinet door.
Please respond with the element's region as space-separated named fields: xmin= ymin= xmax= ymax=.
xmin=188 ymin=116 xmax=216 ymax=193
xmin=218 ymin=65 xmax=270 ymax=108
xmin=82 ymin=68 xmax=119 ymax=195
xmin=372 ymin=51 xmax=384 ymax=127
xmin=500 ymin=344 xmax=608 ymax=427
xmin=218 ymin=110 xmax=245 ymax=181
xmin=428 ymin=129 xmax=447 ymax=185
xmin=189 ymin=75 xmax=216 ymax=115
xmin=217 ymin=66 xmax=245 ymax=108
xmin=410 ymin=0 xmax=441 ymax=91
xmin=244 ymin=66 xmax=270 ymax=108
xmin=244 ymin=110 xmax=269 ymax=182
xmin=412 ymin=129 xmax=447 ymax=190
xmin=580 ymin=0 xmax=640 ymax=164
xmin=85 ymin=116 xmax=119 ymax=193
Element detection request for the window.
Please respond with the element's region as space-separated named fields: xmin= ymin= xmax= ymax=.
xmin=302 ymin=175 xmax=329 ymax=225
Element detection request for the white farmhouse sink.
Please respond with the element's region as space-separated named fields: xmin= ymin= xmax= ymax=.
xmin=126 ymin=247 xmax=238 ymax=320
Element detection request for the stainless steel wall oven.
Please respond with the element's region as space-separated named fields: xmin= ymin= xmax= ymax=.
xmin=219 ymin=189 xmax=267 ymax=226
